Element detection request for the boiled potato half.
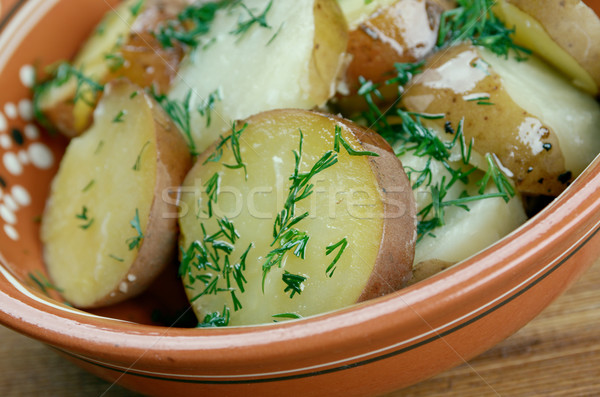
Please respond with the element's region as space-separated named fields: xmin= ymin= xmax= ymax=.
xmin=168 ymin=0 xmax=348 ymax=154
xmin=493 ymin=0 xmax=600 ymax=95
xmin=178 ymin=109 xmax=416 ymax=326
xmin=402 ymin=44 xmax=600 ymax=196
xmin=396 ymin=151 xmax=527 ymax=285
xmin=41 ymin=80 xmax=192 ymax=308
xmin=338 ymin=0 xmax=447 ymax=94
xmin=36 ymin=0 xmax=188 ymax=137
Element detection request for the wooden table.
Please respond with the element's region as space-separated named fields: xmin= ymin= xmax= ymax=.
xmin=2 ymin=259 xmax=600 ymax=396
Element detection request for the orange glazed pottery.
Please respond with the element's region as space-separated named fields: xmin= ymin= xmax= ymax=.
xmin=1 ymin=1 xmax=600 ymax=396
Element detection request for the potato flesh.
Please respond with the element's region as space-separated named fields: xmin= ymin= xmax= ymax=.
xmin=41 ymin=84 xmax=156 ymax=307
xmin=179 ymin=112 xmax=385 ymax=326
xmin=338 ymin=0 xmax=399 ymax=29
xmin=169 ymin=0 xmax=347 ymax=153
xmin=480 ymin=47 xmax=600 ymax=178
xmin=493 ymin=1 xmax=597 ymax=95
xmin=398 ymin=150 xmax=527 ymax=268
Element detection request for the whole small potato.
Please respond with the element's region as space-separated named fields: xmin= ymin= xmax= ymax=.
xmin=178 ymin=109 xmax=416 ymax=326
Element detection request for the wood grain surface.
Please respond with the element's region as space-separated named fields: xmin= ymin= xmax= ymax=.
xmin=2 ymin=258 xmax=600 ymax=396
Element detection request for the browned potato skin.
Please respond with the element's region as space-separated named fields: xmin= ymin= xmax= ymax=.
xmin=401 ymin=44 xmax=568 ymax=196
xmin=408 ymin=259 xmax=453 ymax=286
xmin=88 ymin=80 xmax=192 ymax=308
xmin=330 ymin=115 xmax=418 ymax=298
xmin=107 ymin=0 xmax=188 ymax=94
xmin=503 ymin=0 xmax=600 ymax=91
xmin=342 ymin=0 xmax=450 ymax=95
xmin=41 ymin=0 xmax=188 ymax=138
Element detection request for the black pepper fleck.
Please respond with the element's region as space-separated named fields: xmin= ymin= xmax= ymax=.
xmin=542 ymin=143 xmax=552 ymax=151
xmin=558 ymin=171 xmax=572 ymax=184
xmin=538 ymin=178 xmax=544 ymax=184
xmin=444 ymin=121 xmax=455 ymax=135
xmin=11 ymin=128 xmax=24 ymax=146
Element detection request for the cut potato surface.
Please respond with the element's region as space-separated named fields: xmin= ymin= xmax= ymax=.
xmin=37 ymin=0 xmax=187 ymax=137
xmin=41 ymin=80 xmax=192 ymax=308
xmin=178 ymin=109 xmax=416 ymax=326
xmin=402 ymin=44 xmax=600 ymax=196
xmin=168 ymin=0 xmax=348 ymax=154
xmin=493 ymin=0 xmax=600 ymax=95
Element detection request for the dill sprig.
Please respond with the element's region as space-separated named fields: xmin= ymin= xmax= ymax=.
xmin=282 ymin=271 xmax=306 ymax=298
xmin=261 ymin=130 xmax=338 ymax=291
xmin=197 ymin=88 xmax=222 ymax=127
xmin=180 ymin=225 xmax=252 ymax=311
xmin=150 ymin=88 xmax=197 ymax=156
xmin=75 ymin=206 xmax=94 ymax=230
xmin=197 ymin=306 xmax=230 ymax=327
xmin=204 ymin=172 xmax=220 ymax=217
xmin=325 ymin=238 xmax=348 ymax=278
xmin=437 ymin=0 xmax=531 ymax=60
xmin=132 ymin=141 xmax=151 ymax=171
xmin=204 ymin=123 xmax=249 ymax=179
xmin=334 ymin=125 xmax=379 ymax=157
xmin=126 ymin=208 xmax=144 ymax=250
xmin=230 ymin=0 xmax=273 ymax=38
xmin=28 ymin=271 xmax=63 ymax=295
xmin=154 ymin=1 xmax=222 ymax=49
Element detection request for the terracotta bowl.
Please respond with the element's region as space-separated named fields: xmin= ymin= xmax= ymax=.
xmin=1 ymin=1 xmax=600 ymax=396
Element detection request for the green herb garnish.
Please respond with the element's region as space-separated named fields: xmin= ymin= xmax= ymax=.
xmin=132 ymin=141 xmax=151 ymax=171
xmin=130 ymin=0 xmax=145 ymax=16
xmin=197 ymin=305 xmax=230 ymax=327
xmin=282 ymin=271 xmax=306 ymax=298
xmin=230 ymin=0 xmax=273 ymax=39
xmin=325 ymin=238 xmax=348 ymax=278
xmin=151 ymin=88 xmax=197 ymax=156
xmin=112 ymin=110 xmax=127 ymax=123
xmin=75 ymin=206 xmax=94 ymax=230
xmin=126 ymin=209 xmax=144 ymax=250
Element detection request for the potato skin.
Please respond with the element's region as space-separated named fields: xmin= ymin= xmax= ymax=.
xmin=39 ymin=0 xmax=188 ymax=138
xmin=401 ymin=44 xmax=568 ymax=196
xmin=329 ymin=116 xmax=417 ymax=300
xmin=343 ymin=0 xmax=446 ymax=94
xmin=501 ymin=0 xmax=600 ymax=93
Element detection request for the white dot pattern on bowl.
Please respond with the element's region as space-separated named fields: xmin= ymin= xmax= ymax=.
xmin=0 ymin=64 xmax=56 ymax=241
xmin=4 ymin=103 xmax=17 ymax=119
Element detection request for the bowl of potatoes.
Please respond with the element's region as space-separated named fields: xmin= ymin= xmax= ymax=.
xmin=1 ymin=0 xmax=600 ymax=395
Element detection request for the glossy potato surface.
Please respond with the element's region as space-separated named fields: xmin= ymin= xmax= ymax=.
xmin=168 ymin=0 xmax=348 ymax=154
xmin=178 ymin=109 xmax=416 ymax=326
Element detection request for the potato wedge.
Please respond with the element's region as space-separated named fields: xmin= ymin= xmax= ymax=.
xmin=178 ymin=109 xmax=416 ymax=326
xmin=36 ymin=0 xmax=188 ymax=137
xmin=402 ymin=44 xmax=600 ymax=196
xmin=41 ymin=80 xmax=192 ymax=308
xmin=338 ymin=0 xmax=446 ymax=95
xmin=168 ymin=0 xmax=348 ymax=154
xmin=493 ymin=0 xmax=600 ymax=95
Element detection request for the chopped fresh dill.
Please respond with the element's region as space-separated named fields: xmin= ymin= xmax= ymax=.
xmin=28 ymin=271 xmax=63 ymax=295
xmin=129 ymin=0 xmax=145 ymax=16
xmin=197 ymin=306 xmax=230 ymax=327
xmin=477 ymin=153 xmax=515 ymax=202
xmin=197 ymin=88 xmax=222 ymax=127
xmin=267 ymin=22 xmax=284 ymax=45
xmin=204 ymin=123 xmax=249 ymax=179
xmin=94 ymin=140 xmax=104 ymax=155
xmin=109 ymin=254 xmax=124 ymax=262
xmin=112 ymin=110 xmax=127 ymax=123
xmin=282 ymin=271 xmax=306 ymax=298
xmin=126 ymin=209 xmax=144 ymax=250
xmin=204 ymin=172 xmax=220 ymax=217
xmin=437 ymin=0 xmax=531 ymax=60
xmin=53 ymin=62 xmax=104 ymax=106
xmin=261 ymin=130 xmax=338 ymax=289
xmin=272 ymin=312 xmax=302 ymax=320
xmin=75 ymin=206 xmax=94 ymax=230
xmin=230 ymin=0 xmax=273 ymax=39
xmin=154 ymin=1 xmax=224 ymax=49
xmin=130 ymin=91 xmax=138 ymax=99
xmin=105 ymin=53 xmax=125 ymax=72
xmin=333 ymin=125 xmax=379 ymax=157
xmin=150 ymin=88 xmax=197 ymax=155
xmin=325 ymin=238 xmax=348 ymax=278
xmin=132 ymin=141 xmax=151 ymax=171
xmin=82 ymin=179 xmax=95 ymax=192
xmin=217 ymin=217 xmax=239 ymax=244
